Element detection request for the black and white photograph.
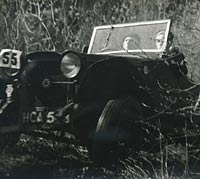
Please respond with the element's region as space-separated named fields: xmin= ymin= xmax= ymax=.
xmin=0 ymin=0 xmax=200 ymax=178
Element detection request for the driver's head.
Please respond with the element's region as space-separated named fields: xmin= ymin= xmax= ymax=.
xmin=122 ymin=35 xmax=140 ymax=51
xmin=155 ymin=31 xmax=165 ymax=50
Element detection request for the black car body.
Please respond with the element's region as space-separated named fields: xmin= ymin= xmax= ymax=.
xmin=0 ymin=20 xmax=199 ymax=164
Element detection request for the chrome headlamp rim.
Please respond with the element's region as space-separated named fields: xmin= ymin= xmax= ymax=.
xmin=2 ymin=68 xmax=20 ymax=77
xmin=60 ymin=51 xmax=81 ymax=79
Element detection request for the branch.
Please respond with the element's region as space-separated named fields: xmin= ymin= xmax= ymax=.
xmin=50 ymin=0 xmax=56 ymax=25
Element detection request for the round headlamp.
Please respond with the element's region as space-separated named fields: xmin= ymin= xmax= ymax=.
xmin=60 ymin=52 xmax=81 ymax=78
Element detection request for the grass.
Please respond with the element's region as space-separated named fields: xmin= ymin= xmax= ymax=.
xmin=0 ymin=132 xmax=199 ymax=179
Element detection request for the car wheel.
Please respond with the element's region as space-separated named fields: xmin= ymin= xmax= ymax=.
xmin=90 ymin=97 xmax=144 ymax=166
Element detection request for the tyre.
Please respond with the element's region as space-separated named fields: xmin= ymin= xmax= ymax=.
xmin=90 ymin=97 xmax=144 ymax=166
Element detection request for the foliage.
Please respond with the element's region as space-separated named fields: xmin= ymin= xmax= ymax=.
xmin=0 ymin=0 xmax=200 ymax=81
xmin=0 ymin=134 xmax=199 ymax=178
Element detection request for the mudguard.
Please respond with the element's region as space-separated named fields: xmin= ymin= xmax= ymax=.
xmin=76 ymin=57 xmax=141 ymax=105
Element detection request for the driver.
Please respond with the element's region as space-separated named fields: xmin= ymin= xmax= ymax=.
xmin=122 ymin=34 xmax=141 ymax=51
xmin=154 ymin=31 xmax=165 ymax=50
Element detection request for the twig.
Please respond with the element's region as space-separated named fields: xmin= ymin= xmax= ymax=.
xmin=22 ymin=18 xmax=34 ymax=34
xmin=50 ymin=0 xmax=56 ymax=25
xmin=3 ymin=16 xmax=9 ymax=37
xmin=184 ymin=120 xmax=189 ymax=178
xmin=36 ymin=1 xmax=40 ymax=17
xmin=158 ymin=119 xmax=164 ymax=179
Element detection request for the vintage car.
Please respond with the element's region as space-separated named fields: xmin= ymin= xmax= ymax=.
xmin=0 ymin=19 xmax=199 ymax=164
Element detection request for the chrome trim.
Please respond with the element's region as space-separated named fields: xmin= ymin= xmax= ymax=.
xmin=52 ymin=80 xmax=77 ymax=84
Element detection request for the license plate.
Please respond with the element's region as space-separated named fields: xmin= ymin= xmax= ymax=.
xmin=21 ymin=107 xmax=56 ymax=124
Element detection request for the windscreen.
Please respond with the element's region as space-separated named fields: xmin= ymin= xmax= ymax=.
xmin=88 ymin=20 xmax=171 ymax=57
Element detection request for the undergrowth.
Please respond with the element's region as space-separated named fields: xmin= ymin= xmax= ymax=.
xmin=0 ymin=132 xmax=199 ymax=179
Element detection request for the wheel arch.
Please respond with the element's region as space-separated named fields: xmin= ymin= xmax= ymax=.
xmin=77 ymin=58 xmax=141 ymax=104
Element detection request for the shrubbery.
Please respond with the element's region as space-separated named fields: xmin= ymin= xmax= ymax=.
xmin=4 ymin=1 xmax=200 ymax=81
xmin=1 ymin=1 xmax=200 ymax=82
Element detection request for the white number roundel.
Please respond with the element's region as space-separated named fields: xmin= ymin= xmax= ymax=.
xmin=0 ymin=49 xmax=22 ymax=69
